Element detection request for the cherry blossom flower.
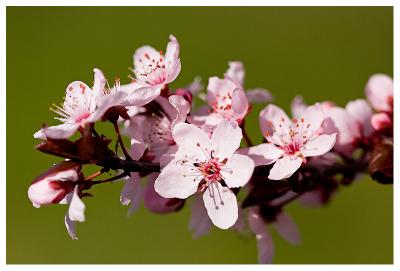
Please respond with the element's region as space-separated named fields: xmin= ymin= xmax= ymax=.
xmin=189 ymin=62 xmax=272 ymax=129
xmin=28 ymin=162 xmax=86 ymax=240
xmin=244 ymin=103 xmax=336 ymax=180
xmin=120 ymin=35 xmax=181 ymax=106
xmin=324 ymin=99 xmax=373 ymax=155
xmin=365 ymin=74 xmax=393 ymax=113
xmin=34 ymin=68 xmax=126 ymax=139
xmin=154 ymin=121 xmax=255 ymax=229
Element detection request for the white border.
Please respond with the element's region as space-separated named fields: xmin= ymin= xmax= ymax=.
xmin=1 ymin=1 xmax=398 ymax=271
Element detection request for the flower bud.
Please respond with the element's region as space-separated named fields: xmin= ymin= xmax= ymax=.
xmin=28 ymin=162 xmax=81 ymax=207
xmin=365 ymin=74 xmax=393 ymax=112
xmin=371 ymin=112 xmax=392 ymax=131
xmin=175 ymin=88 xmax=193 ymax=104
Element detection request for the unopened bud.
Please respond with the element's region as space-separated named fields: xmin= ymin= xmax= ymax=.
xmin=371 ymin=113 xmax=392 ymax=131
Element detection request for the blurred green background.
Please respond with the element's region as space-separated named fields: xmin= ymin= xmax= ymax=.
xmin=7 ymin=7 xmax=393 ymax=264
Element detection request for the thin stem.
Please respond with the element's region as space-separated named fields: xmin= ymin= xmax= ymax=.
xmin=243 ymin=129 xmax=254 ymax=147
xmin=113 ymin=122 xmax=132 ymax=161
xmin=84 ymin=170 xmax=104 ymax=181
xmin=92 ymin=171 xmax=130 ymax=185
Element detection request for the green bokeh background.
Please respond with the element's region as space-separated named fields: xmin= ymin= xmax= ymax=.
xmin=7 ymin=7 xmax=393 ymax=264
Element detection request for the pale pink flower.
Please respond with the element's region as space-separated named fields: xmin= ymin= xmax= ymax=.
xmin=365 ymin=74 xmax=393 ymax=113
xmin=154 ymin=121 xmax=255 ymax=229
xmin=371 ymin=112 xmax=392 ymax=131
xmin=324 ymin=99 xmax=373 ymax=155
xmin=34 ymin=68 xmax=126 ymax=139
xmin=124 ymin=95 xmax=190 ymax=163
xmin=247 ymin=104 xmax=336 ymax=180
xmin=120 ymin=35 xmax=181 ymax=106
xmin=189 ymin=62 xmax=271 ymax=129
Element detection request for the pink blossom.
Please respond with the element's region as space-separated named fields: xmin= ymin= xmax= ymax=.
xmin=189 ymin=62 xmax=271 ymax=129
xmin=365 ymin=74 xmax=393 ymax=112
xmin=154 ymin=121 xmax=255 ymax=229
xmin=371 ymin=112 xmax=392 ymax=131
xmin=34 ymin=68 xmax=126 ymax=139
xmin=324 ymin=99 xmax=373 ymax=155
xmin=246 ymin=104 xmax=336 ymax=180
xmin=120 ymin=35 xmax=181 ymax=106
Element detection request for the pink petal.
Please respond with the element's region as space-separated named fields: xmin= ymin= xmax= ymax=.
xmin=64 ymin=213 xmax=78 ymax=240
xmin=365 ymin=74 xmax=393 ymax=112
xmin=186 ymin=76 xmax=203 ymax=95
xmin=68 ymin=186 xmax=85 ymax=222
xmin=345 ymin=99 xmax=373 ymax=137
xmin=259 ymin=104 xmax=291 ymax=145
xmin=202 ymin=182 xmax=238 ymax=229
xmin=211 ymin=120 xmax=242 ymax=160
xmin=133 ymin=45 xmax=162 ymax=76
xmin=64 ymin=81 xmax=94 ymax=114
xmin=121 ymin=84 xmax=162 ymax=107
xmin=189 ymin=195 xmax=213 ymax=238
xmin=269 ymin=156 xmax=302 ymax=180
xmin=123 ymin=119 xmax=146 ymax=161
xmin=86 ymin=91 xmax=126 ymax=123
xmin=120 ymin=173 xmax=143 ymax=216
xmin=231 ymin=88 xmax=249 ymax=118
xmin=144 ymin=173 xmax=184 ymax=213
xmin=221 ymin=154 xmax=254 ymax=188
xmin=324 ymin=107 xmax=359 ymax=155
xmin=302 ymin=133 xmax=337 ymax=157
xmin=172 ymin=123 xmax=212 ymax=161
xmin=165 ymin=35 xmax=180 ymax=64
xmin=165 ymin=58 xmax=181 ymax=84
xmin=237 ymin=143 xmax=283 ymax=166
xmin=371 ymin=112 xmax=392 ymax=131
xmin=43 ymin=123 xmax=79 ymax=139
xmin=168 ymin=95 xmax=190 ymax=129
xmin=248 ymin=208 xmax=274 ymax=264
xmin=246 ymin=88 xmax=273 ymax=104
xmin=272 ymin=212 xmax=301 ymax=245
xmin=298 ymin=103 xmax=325 ymax=139
xmin=33 ymin=129 xmax=46 ymax=139
xmin=154 ymin=163 xmax=200 ymax=199
xmin=207 ymin=76 xmax=238 ymax=105
xmin=93 ymin=68 xmax=106 ymax=93
xmin=290 ymin=95 xmax=306 ymax=118
xmin=225 ymin=61 xmax=244 ymax=86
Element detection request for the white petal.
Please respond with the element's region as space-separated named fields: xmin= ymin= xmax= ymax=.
xmin=43 ymin=123 xmax=79 ymax=139
xmin=302 ymin=133 xmax=336 ymax=157
xmin=68 ymin=186 xmax=85 ymax=222
xmin=221 ymin=154 xmax=254 ymax=188
xmin=33 ymin=129 xmax=46 ymax=139
xmin=225 ymin=61 xmax=245 ymax=86
xmin=269 ymin=156 xmax=302 ymax=180
xmin=189 ymin=195 xmax=213 ymax=238
xmin=120 ymin=84 xmax=162 ymax=107
xmin=63 ymin=81 xmax=94 ymax=115
xmin=154 ymin=163 xmax=200 ymax=199
xmin=211 ymin=120 xmax=242 ymax=160
xmin=290 ymin=95 xmax=307 ymax=119
xmin=64 ymin=213 xmax=78 ymax=240
xmin=272 ymin=212 xmax=301 ymax=245
xmin=202 ymin=182 xmax=238 ymax=229
xmin=120 ymin=173 xmax=143 ymax=216
xmin=298 ymin=103 xmax=325 ymax=139
xmin=259 ymin=104 xmax=291 ymax=146
xmin=172 ymin=123 xmax=212 ymax=161
xmin=237 ymin=143 xmax=283 ymax=166
xmin=248 ymin=208 xmax=274 ymax=264
xmin=169 ymin=94 xmax=190 ymax=129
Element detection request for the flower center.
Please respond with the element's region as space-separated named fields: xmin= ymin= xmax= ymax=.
xmin=265 ymin=117 xmax=312 ymax=155
xmin=135 ymin=53 xmax=168 ymax=85
xmin=75 ymin=112 xmax=91 ymax=124
xmin=196 ymin=158 xmax=223 ymax=183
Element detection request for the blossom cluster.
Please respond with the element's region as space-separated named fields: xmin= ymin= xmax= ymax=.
xmin=29 ymin=35 xmax=393 ymax=263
